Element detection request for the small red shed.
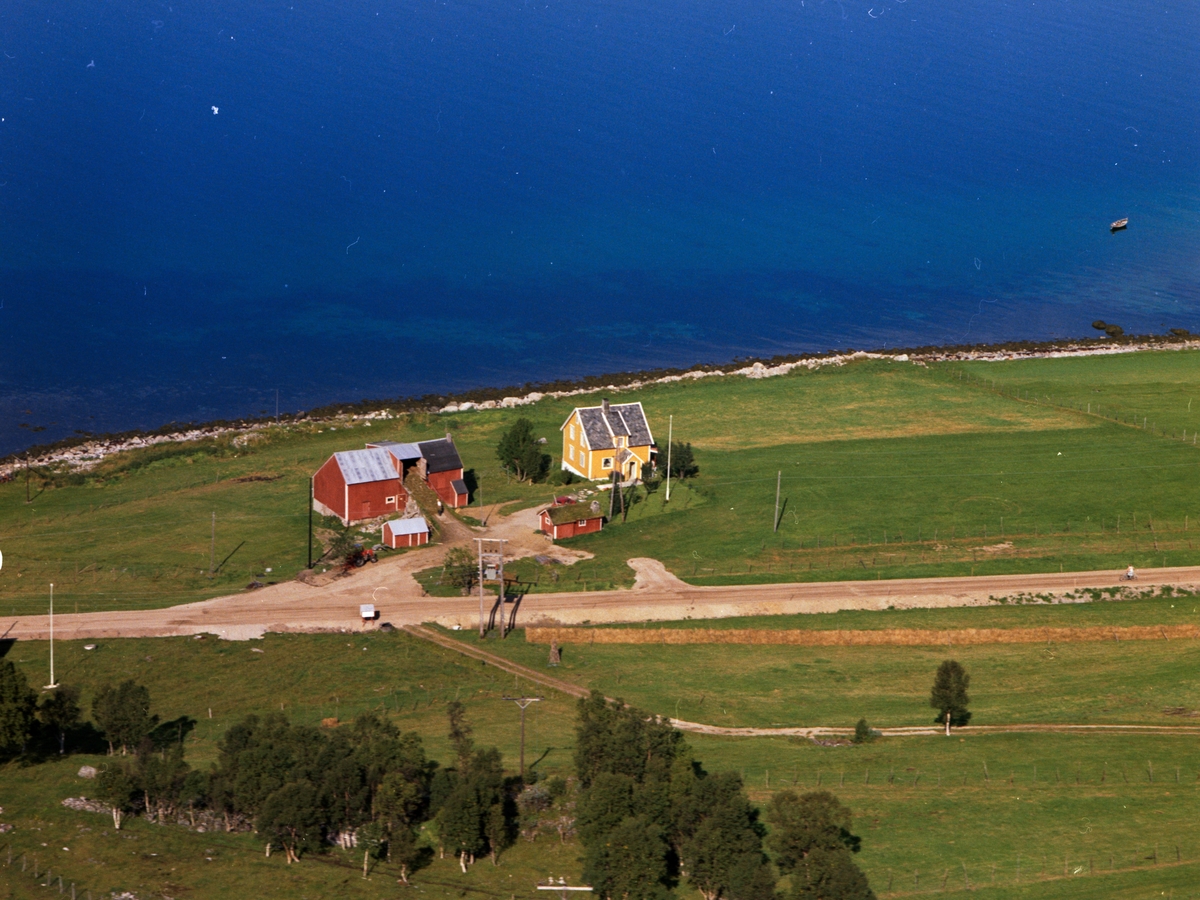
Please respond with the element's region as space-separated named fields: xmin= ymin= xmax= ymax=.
xmin=313 ymin=448 xmax=407 ymax=526
xmin=382 ymin=517 xmax=430 ymax=548
xmin=539 ymin=502 xmax=604 ymax=541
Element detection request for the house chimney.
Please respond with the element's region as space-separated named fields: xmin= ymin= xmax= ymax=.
xmin=446 ymin=433 xmax=453 ymax=443
xmin=601 ymin=398 xmax=610 ymax=414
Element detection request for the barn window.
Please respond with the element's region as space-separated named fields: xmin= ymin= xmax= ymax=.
xmin=577 ymin=519 xmax=588 ymax=526
xmin=602 ymin=457 xmax=613 ymax=469
xmin=385 ymin=496 xmax=397 ymax=504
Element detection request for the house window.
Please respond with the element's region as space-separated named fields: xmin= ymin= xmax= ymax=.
xmin=617 ymin=436 xmax=625 ymax=447
xmin=568 ymin=446 xmax=574 ymax=460
xmin=602 ymin=457 xmax=613 ymax=469
xmin=570 ymin=424 xmax=576 ymax=440
xmin=578 ymin=519 xmax=588 ymax=527
xmin=385 ymin=496 xmax=397 ymax=504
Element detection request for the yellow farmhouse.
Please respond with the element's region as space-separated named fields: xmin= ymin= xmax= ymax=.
xmin=560 ymin=399 xmax=656 ymax=482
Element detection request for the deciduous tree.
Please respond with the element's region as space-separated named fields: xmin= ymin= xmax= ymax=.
xmin=496 ymin=418 xmax=550 ymax=483
xmin=258 ymin=781 xmax=324 ymax=863
xmin=584 ymin=815 xmax=671 ymax=900
xmin=660 ymin=441 xmax=698 ymax=479
xmin=38 ymin=685 xmax=81 ymax=755
xmin=0 ymin=660 xmax=37 ymax=756
xmin=930 ymin=659 xmax=971 ymax=730
xmin=766 ymin=791 xmax=872 ymax=900
xmin=96 ymin=763 xmax=139 ymax=830
xmin=92 ymin=680 xmax=155 ymax=755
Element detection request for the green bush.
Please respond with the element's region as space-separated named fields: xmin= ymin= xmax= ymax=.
xmin=852 ymin=718 xmax=873 ymax=745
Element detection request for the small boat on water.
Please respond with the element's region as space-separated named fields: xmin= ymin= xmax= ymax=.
xmin=1110 ymin=217 xmax=1129 ymax=233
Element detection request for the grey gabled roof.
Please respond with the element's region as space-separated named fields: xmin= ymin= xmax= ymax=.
xmin=416 ymin=437 xmax=463 ymax=474
xmin=450 ymin=478 xmax=468 ymax=495
xmin=613 ymin=402 xmax=653 ymax=446
xmin=384 ymin=517 xmax=429 ymax=536
xmin=333 ymin=448 xmax=401 ymax=485
xmin=567 ymin=402 xmax=653 ymax=451
xmin=368 ymin=440 xmax=422 ymax=462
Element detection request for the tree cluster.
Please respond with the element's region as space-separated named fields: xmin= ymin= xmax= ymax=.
xmin=206 ymin=710 xmax=433 ymax=869
xmin=496 ymin=418 xmax=551 ymax=483
xmin=574 ymin=691 xmax=776 ymax=900
xmin=430 ymin=701 xmax=518 ymax=872
xmin=658 ymin=442 xmax=698 ymax=480
xmin=765 ymin=792 xmax=874 ymax=900
xmin=0 ymin=661 xmax=86 ymax=758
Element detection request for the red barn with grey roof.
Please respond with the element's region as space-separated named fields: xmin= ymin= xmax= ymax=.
xmin=312 ymin=448 xmax=407 ymax=525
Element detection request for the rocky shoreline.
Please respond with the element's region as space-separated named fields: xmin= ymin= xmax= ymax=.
xmin=3 ymin=334 xmax=1196 ymax=478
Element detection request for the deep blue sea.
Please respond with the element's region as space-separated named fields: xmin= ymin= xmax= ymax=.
xmin=1 ymin=0 xmax=1197 ymax=455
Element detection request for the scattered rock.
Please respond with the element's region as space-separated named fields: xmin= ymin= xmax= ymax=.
xmin=78 ymin=765 xmax=98 ymax=779
xmin=62 ymin=797 xmax=108 ymax=814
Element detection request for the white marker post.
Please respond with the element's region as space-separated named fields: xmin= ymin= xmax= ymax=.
xmin=45 ymin=583 xmax=59 ymax=690
xmin=664 ymin=414 xmax=673 ymax=503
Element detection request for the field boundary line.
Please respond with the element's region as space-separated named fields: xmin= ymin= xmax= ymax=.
xmin=526 ymin=624 xmax=1200 ymax=647
xmin=403 ymin=626 xmax=1200 ymax=739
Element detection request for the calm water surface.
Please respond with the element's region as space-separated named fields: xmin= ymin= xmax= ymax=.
xmin=0 ymin=0 xmax=1196 ymax=453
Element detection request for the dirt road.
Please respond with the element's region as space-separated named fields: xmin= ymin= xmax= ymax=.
xmin=4 ymin=554 xmax=1197 ymax=642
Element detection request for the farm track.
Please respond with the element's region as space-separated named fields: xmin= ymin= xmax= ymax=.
xmin=403 ymin=624 xmax=1200 ymax=739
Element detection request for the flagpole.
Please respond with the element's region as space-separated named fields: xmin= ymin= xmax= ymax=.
xmin=45 ymin=583 xmax=59 ymax=689
xmin=664 ymin=415 xmax=673 ymax=503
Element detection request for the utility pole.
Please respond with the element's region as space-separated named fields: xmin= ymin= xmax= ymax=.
xmin=475 ymin=538 xmax=507 ymax=638
xmin=209 ymin=511 xmax=216 ymax=577
xmin=275 ymin=389 xmax=280 ymax=423
xmin=664 ymin=415 xmax=673 ymax=503
xmin=25 ymin=454 xmax=31 ymax=504
xmin=774 ymin=470 xmax=781 ymax=532
xmin=501 ymin=695 xmax=542 ymax=780
xmin=45 ymin=583 xmax=58 ymax=689
xmin=307 ymin=478 xmax=314 ymax=569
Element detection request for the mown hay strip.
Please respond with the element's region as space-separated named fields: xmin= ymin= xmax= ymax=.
xmin=525 ymin=625 xmax=1200 ymax=647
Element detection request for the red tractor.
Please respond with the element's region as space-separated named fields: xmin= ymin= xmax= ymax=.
xmin=344 ymin=545 xmax=378 ymax=571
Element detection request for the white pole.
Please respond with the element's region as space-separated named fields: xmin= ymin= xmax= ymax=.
xmin=46 ymin=583 xmax=58 ymax=689
xmin=665 ymin=415 xmax=673 ymax=503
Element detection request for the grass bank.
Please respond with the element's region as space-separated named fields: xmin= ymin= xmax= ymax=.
xmin=3 ymin=351 xmax=1200 ymax=615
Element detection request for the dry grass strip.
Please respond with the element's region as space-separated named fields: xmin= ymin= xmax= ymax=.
xmin=526 ymin=625 xmax=1200 ymax=647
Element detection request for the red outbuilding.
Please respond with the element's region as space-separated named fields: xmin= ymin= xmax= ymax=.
xmin=312 ymin=448 xmax=407 ymax=526
xmin=382 ymin=517 xmax=430 ymax=548
xmin=416 ymin=436 xmax=469 ymax=508
xmin=367 ymin=436 xmax=468 ymax=508
xmin=539 ymin=502 xmax=604 ymax=541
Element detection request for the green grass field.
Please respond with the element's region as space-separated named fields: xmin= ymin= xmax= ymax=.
xmin=3 ymin=350 xmax=1200 ymax=615
xmin=5 ymin=624 xmax=1200 ymax=898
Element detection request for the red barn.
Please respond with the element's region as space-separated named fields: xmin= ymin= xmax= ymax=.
xmin=417 ymin=436 xmax=469 ymax=508
xmin=539 ymin=502 xmax=604 ymax=541
xmin=382 ymin=517 xmax=430 ymax=548
xmin=312 ymin=448 xmax=407 ymax=525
